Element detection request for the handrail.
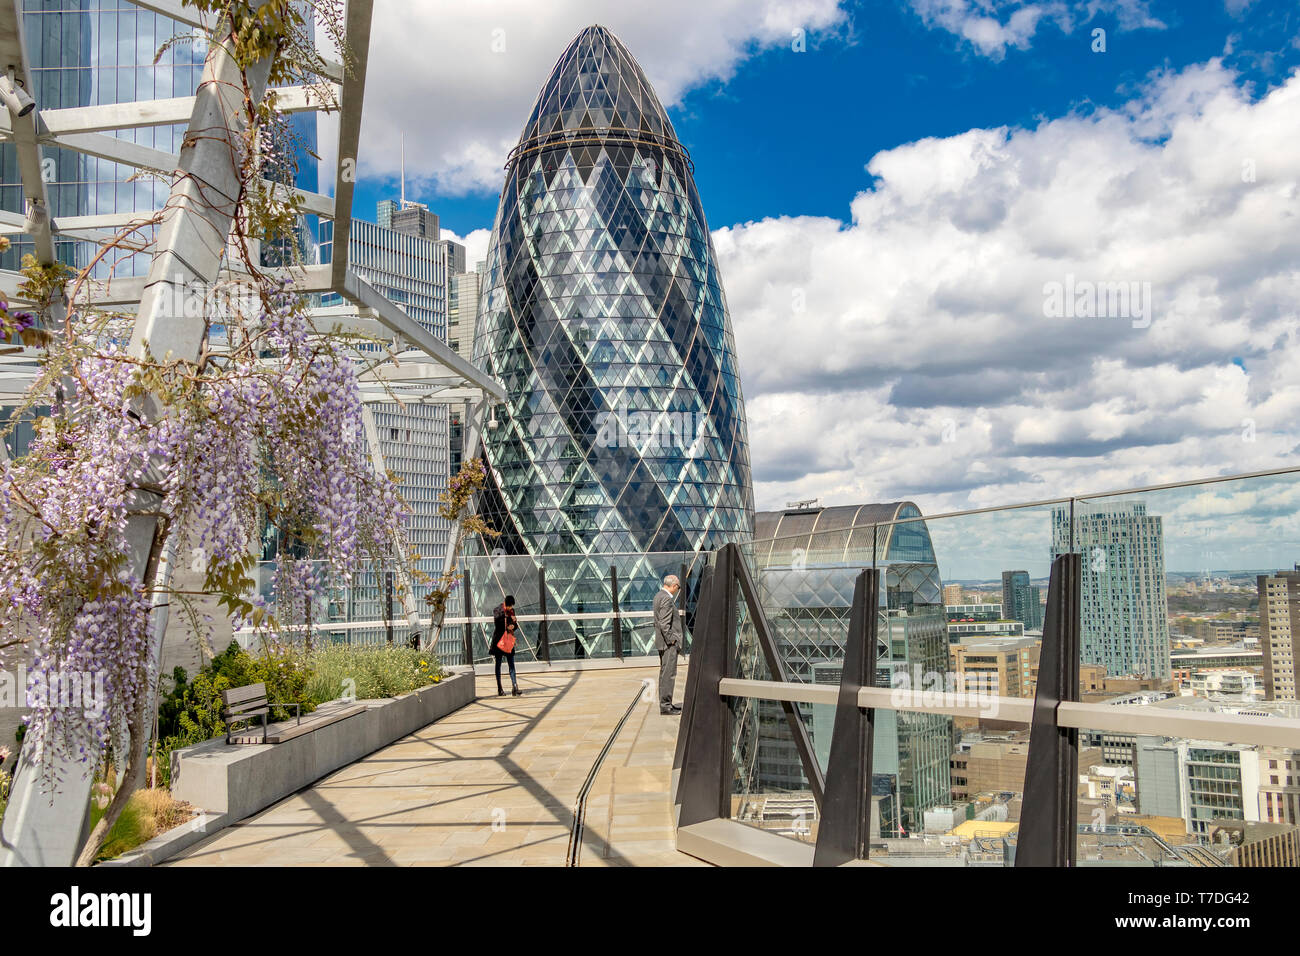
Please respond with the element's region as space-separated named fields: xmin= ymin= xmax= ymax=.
xmin=716 ymin=677 xmax=1300 ymax=748
xmin=231 ymin=607 xmax=687 ymax=634
xmin=753 ymin=463 xmax=1300 ymax=546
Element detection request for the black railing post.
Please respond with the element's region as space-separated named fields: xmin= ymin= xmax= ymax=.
xmin=1016 ymin=551 xmax=1081 ymax=867
xmin=678 ymin=560 xmax=689 ymax=654
xmin=674 ymin=564 xmax=713 ymax=777
xmin=814 ymin=568 xmax=879 ymax=866
xmin=717 ymin=545 xmax=737 ymax=819
xmin=384 ymin=570 xmax=394 ymax=645
xmin=610 ymin=565 xmax=623 ymax=660
xmin=537 ymin=564 xmax=550 ymax=663
xmin=462 ymin=567 xmax=473 ymax=668
xmin=678 ymin=545 xmax=736 ymax=826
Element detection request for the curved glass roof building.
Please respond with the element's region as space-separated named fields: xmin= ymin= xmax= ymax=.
xmin=472 ymin=25 xmax=754 ymax=557
xmin=747 ymin=502 xmax=951 ymax=834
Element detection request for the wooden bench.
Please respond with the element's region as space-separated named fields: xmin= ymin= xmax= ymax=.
xmin=221 ymin=684 xmax=368 ymax=745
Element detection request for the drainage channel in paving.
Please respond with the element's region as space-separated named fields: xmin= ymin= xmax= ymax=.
xmin=566 ymin=682 xmax=645 ymax=866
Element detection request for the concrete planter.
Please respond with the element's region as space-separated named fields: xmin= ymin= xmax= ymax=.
xmin=102 ymin=672 xmax=475 ymax=865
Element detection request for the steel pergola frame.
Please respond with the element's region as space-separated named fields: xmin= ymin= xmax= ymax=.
xmin=0 ymin=0 xmax=500 ymax=868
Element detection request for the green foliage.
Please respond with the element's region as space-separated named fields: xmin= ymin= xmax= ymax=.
xmin=426 ymin=458 xmax=498 ymax=618
xmin=150 ymin=642 xmax=443 ymax=787
xmin=154 ymin=641 xmax=315 ymax=786
xmin=303 ymin=645 xmax=444 ymax=705
xmin=16 ymin=252 xmax=74 ymax=325
xmin=87 ymin=787 xmax=193 ymax=862
xmin=88 ymin=790 xmax=153 ymax=861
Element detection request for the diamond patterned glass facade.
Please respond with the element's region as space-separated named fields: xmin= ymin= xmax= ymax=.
xmin=470 ymin=25 xmax=753 ymax=560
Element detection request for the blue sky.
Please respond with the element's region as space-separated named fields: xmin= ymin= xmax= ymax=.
xmin=352 ymin=1 xmax=1300 ymax=235
xmin=343 ymin=1 xmax=1300 ymax=577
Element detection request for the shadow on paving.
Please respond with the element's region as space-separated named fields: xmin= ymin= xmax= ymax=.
xmin=167 ymin=669 xmax=648 ymax=866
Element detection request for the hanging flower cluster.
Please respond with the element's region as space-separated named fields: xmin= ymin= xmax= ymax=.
xmin=0 ymin=276 xmax=409 ymax=788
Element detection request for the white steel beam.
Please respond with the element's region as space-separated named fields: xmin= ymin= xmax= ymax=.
xmin=0 ymin=0 xmax=55 ymax=261
xmin=328 ymin=0 xmax=372 ymax=290
xmin=341 ymin=268 xmax=504 ymax=403
xmin=0 ymin=263 xmax=333 ymax=308
xmin=30 ymin=131 xmax=335 ymax=219
xmin=0 ymin=85 xmax=335 ymax=137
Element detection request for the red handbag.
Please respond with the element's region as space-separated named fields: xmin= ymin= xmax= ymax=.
xmin=498 ymin=607 xmax=518 ymax=653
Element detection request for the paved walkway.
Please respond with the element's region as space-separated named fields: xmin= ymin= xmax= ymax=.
xmin=167 ymin=665 xmax=705 ymax=867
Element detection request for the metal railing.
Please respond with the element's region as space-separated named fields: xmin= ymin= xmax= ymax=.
xmin=672 ymin=543 xmax=1300 ymax=867
xmin=233 ymin=606 xmax=691 ymax=665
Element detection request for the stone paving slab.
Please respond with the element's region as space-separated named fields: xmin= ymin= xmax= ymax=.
xmin=165 ymin=665 xmax=704 ymax=867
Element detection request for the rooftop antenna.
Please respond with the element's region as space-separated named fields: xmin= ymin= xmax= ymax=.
xmin=400 ymin=133 xmax=406 ymax=208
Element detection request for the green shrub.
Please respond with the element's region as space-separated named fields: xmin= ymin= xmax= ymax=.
xmin=148 ymin=642 xmax=443 ymax=787
xmin=303 ymin=645 xmax=444 ymax=704
xmin=88 ymin=787 xmax=194 ymax=862
xmin=154 ymin=641 xmax=316 ymax=786
xmin=89 ymin=790 xmax=154 ymax=861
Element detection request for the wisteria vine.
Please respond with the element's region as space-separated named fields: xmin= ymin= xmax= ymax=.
xmin=0 ymin=277 xmax=409 ymax=792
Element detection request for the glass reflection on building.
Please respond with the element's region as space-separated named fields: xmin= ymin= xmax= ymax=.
xmin=744 ymin=502 xmax=953 ymax=836
xmin=0 ymin=0 xmax=316 ymax=274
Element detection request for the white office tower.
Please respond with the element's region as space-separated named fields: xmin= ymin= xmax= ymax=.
xmin=1051 ymin=501 xmax=1171 ymax=681
xmin=320 ymin=215 xmax=451 ymax=635
xmin=448 ymin=269 xmax=481 ymax=357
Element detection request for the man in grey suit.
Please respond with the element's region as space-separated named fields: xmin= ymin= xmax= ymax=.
xmin=653 ymin=574 xmax=683 ymax=715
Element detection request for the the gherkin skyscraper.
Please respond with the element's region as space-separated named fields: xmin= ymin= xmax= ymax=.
xmin=472 ymin=25 xmax=754 ymax=557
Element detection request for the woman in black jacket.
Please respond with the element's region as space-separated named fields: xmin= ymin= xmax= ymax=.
xmin=490 ymin=594 xmax=521 ymax=697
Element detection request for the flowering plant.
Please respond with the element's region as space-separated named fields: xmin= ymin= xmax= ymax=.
xmin=0 ymin=0 xmax=403 ymax=865
xmin=0 ymin=745 xmax=11 ymax=808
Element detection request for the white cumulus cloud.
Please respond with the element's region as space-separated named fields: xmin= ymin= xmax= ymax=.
xmin=715 ymin=60 xmax=1300 ymax=516
xmin=904 ymin=0 xmax=1166 ymax=59
xmin=346 ymin=0 xmax=849 ymax=196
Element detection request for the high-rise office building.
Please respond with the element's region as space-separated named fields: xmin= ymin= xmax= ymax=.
xmin=1051 ymin=502 xmax=1171 ymax=680
xmin=446 ymin=266 xmax=481 ymax=476
xmin=448 ymin=270 xmax=480 ymax=357
xmin=0 ymin=3 xmax=316 ymax=273
xmin=437 ymin=239 xmax=466 ymax=277
xmin=320 ymin=212 xmax=450 ymax=626
xmin=378 ymin=198 xmax=441 ymax=239
xmin=470 ymin=25 xmax=754 ymax=559
xmin=1257 ymin=569 xmax=1299 ymax=701
xmin=1001 ymin=570 xmax=1043 ymax=631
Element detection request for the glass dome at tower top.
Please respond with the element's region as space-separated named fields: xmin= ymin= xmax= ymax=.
xmin=508 ymin=24 xmax=688 ymax=168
